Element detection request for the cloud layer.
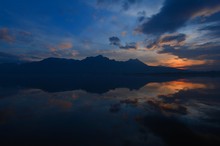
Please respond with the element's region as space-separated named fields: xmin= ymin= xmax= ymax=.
xmin=138 ymin=0 xmax=220 ymax=35
xmin=0 ymin=0 xmax=220 ymax=70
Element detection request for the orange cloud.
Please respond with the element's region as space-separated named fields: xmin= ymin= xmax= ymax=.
xmin=192 ymin=5 xmax=220 ymax=18
xmin=145 ymin=52 xmax=208 ymax=69
xmin=121 ymin=31 xmax=127 ymax=37
xmin=161 ymin=57 xmax=208 ymax=69
xmin=59 ymin=42 xmax=73 ymax=49
xmin=0 ymin=28 xmax=14 ymax=43
xmin=49 ymin=47 xmax=57 ymax=52
xmin=48 ymin=41 xmax=74 ymax=52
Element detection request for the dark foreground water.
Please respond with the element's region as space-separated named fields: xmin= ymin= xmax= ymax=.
xmin=0 ymin=77 xmax=220 ymax=146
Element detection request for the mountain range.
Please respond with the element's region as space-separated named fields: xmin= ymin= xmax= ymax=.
xmin=0 ymin=55 xmax=182 ymax=76
xmin=0 ymin=55 xmax=219 ymax=93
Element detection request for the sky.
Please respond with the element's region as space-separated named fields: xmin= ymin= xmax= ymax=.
xmin=0 ymin=0 xmax=220 ymax=70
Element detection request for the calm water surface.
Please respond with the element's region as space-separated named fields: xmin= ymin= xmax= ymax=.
xmin=0 ymin=77 xmax=220 ymax=146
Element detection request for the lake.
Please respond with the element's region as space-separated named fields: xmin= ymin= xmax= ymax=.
xmin=0 ymin=76 xmax=220 ymax=146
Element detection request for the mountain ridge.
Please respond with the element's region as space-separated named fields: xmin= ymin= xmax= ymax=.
xmin=0 ymin=55 xmax=183 ymax=76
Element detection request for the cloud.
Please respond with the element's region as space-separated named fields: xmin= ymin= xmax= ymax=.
xmin=49 ymin=47 xmax=57 ymax=52
xmin=137 ymin=10 xmax=146 ymax=22
xmin=95 ymin=0 xmax=163 ymax=17
xmin=59 ymin=42 xmax=73 ymax=49
xmin=96 ymin=0 xmax=121 ymax=8
xmin=121 ymin=31 xmax=127 ymax=37
xmin=47 ymin=41 xmax=77 ymax=59
xmin=159 ymin=56 xmax=208 ymax=69
xmin=1 ymin=28 xmax=34 ymax=45
xmin=192 ymin=5 xmax=220 ymax=18
xmin=147 ymin=33 xmax=187 ymax=49
xmin=161 ymin=33 xmax=186 ymax=43
xmin=157 ymin=43 xmax=220 ymax=70
xmin=187 ymin=60 xmax=220 ymax=71
xmin=109 ymin=36 xmax=121 ymax=46
xmin=199 ymin=23 xmax=220 ymax=38
xmin=203 ymin=11 xmax=220 ymax=23
xmin=0 ymin=28 xmax=14 ymax=43
xmin=158 ymin=43 xmax=220 ymax=61
xmin=137 ymin=0 xmax=220 ymax=35
xmin=119 ymin=42 xmax=137 ymax=50
xmin=145 ymin=33 xmax=220 ymax=69
xmin=50 ymin=48 xmax=79 ymax=59
xmin=71 ymin=50 xmax=79 ymax=56
xmin=49 ymin=41 xmax=73 ymax=52
xmin=122 ymin=0 xmax=140 ymax=11
xmin=109 ymin=36 xmax=137 ymax=49
xmin=97 ymin=0 xmax=140 ymax=11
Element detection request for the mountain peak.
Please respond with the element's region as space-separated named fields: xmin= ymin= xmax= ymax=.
xmin=41 ymin=57 xmax=68 ymax=62
xmin=83 ymin=55 xmax=110 ymax=62
xmin=128 ymin=58 xmax=140 ymax=62
xmin=96 ymin=55 xmax=105 ymax=58
xmin=0 ymin=55 xmax=183 ymax=76
xmin=127 ymin=58 xmax=146 ymax=65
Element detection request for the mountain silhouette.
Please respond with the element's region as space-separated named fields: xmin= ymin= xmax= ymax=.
xmin=0 ymin=55 xmax=184 ymax=93
xmin=0 ymin=55 xmax=219 ymax=93
xmin=0 ymin=55 xmax=181 ymax=75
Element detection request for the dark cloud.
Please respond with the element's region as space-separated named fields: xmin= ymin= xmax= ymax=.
xmin=109 ymin=36 xmax=121 ymax=46
xmin=146 ymin=33 xmax=186 ymax=49
xmin=109 ymin=36 xmax=137 ymax=49
xmin=137 ymin=0 xmax=220 ymax=35
xmin=159 ymin=43 xmax=220 ymax=60
xmin=138 ymin=16 xmax=145 ymax=22
xmin=200 ymin=23 xmax=220 ymax=31
xmin=199 ymin=23 xmax=220 ymax=37
xmin=187 ymin=60 xmax=220 ymax=71
xmin=137 ymin=11 xmax=146 ymax=22
xmin=161 ymin=33 xmax=186 ymax=43
xmin=146 ymin=41 xmax=157 ymax=49
xmin=0 ymin=28 xmax=14 ymax=43
xmin=202 ymin=11 xmax=220 ymax=23
xmin=120 ymin=42 xmax=137 ymax=50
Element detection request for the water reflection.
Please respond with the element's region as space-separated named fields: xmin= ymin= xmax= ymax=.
xmin=0 ymin=78 xmax=220 ymax=145
xmin=147 ymin=80 xmax=208 ymax=95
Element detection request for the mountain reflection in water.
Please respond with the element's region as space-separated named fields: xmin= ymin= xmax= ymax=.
xmin=0 ymin=77 xmax=219 ymax=146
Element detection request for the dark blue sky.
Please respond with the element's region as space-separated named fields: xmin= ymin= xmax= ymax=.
xmin=0 ymin=0 xmax=220 ymax=70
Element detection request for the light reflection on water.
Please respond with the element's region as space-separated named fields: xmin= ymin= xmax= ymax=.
xmin=0 ymin=78 xmax=220 ymax=146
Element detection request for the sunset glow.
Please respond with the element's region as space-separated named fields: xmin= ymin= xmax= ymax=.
xmin=0 ymin=0 xmax=219 ymax=70
xmin=147 ymin=80 xmax=208 ymax=96
xmin=161 ymin=57 xmax=208 ymax=69
xmin=0 ymin=1 xmax=220 ymax=145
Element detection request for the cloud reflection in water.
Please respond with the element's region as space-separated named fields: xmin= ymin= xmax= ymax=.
xmin=0 ymin=78 xmax=219 ymax=145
